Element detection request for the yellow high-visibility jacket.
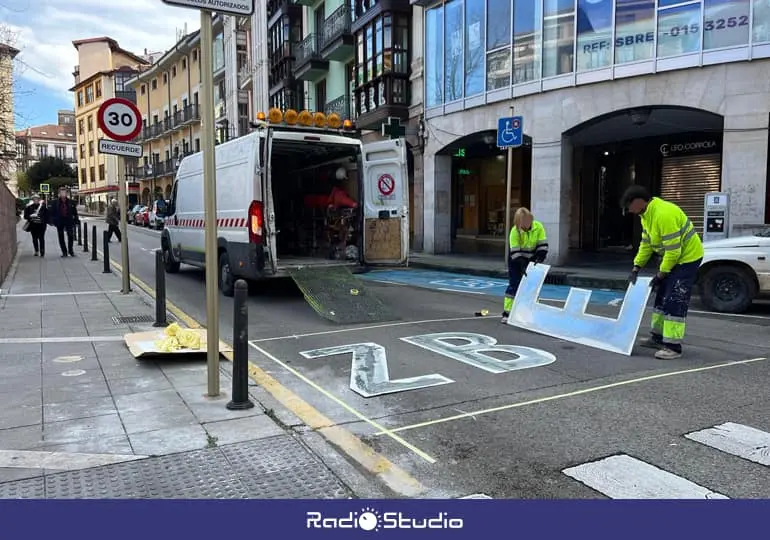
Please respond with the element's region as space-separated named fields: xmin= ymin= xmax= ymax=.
xmin=634 ymin=197 xmax=704 ymax=273
xmin=510 ymin=220 xmax=548 ymax=259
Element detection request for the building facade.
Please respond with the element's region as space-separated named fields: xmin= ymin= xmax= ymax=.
xmin=128 ymin=23 xmax=221 ymax=204
xmin=0 ymin=43 xmax=19 ymax=196
xmin=71 ymin=37 xmax=152 ymax=209
xmin=15 ymin=110 xmax=77 ymax=178
xmin=414 ymin=0 xmax=770 ymax=263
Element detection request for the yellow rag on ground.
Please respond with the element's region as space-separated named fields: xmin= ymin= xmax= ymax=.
xmin=154 ymin=322 xmax=202 ymax=352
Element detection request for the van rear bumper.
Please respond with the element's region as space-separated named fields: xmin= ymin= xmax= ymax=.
xmin=227 ymin=241 xmax=266 ymax=280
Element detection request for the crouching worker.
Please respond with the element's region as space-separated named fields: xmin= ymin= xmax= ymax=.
xmin=621 ymin=185 xmax=703 ymax=360
xmin=502 ymin=208 xmax=548 ymax=323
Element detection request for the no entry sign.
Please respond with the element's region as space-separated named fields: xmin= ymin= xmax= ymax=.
xmin=377 ymin=174 xmax=395 ymax=199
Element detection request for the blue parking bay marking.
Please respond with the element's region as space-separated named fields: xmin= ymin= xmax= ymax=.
xmin=357 ymin=269 xmax=625 ymax=305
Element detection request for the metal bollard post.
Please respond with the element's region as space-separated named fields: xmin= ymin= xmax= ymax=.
xmin=76 ymin=222 xmax=82 ymax=246
xmin=153 ymin=250 xmax=168 ymax=327
xmin=91 ymin=225 xmax=98 ymax=261
xmin=83 ymin=223 xmax=89 ymax=253
xmin=227 ymin=279 xmax=254 ymax=410
xmin=102 ymin=231 xmax=111 ymax=273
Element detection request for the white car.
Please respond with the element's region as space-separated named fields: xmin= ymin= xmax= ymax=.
xmin=697 ymin=229 xmax=770 ymax=313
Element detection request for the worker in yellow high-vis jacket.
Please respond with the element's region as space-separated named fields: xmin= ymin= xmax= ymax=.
xmin=501 ymin=207 xmax=548 ymax=324
xmin=621 ymin=185 xmax=704 ymax=360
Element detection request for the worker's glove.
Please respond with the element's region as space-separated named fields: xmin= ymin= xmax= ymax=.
xmin=532 ymin=251 xmax=546 ymax=265
xmin=649 ymin=272 xmax=668 ymax=291
xmin=628 ymin=269 xmax=638 ymax=285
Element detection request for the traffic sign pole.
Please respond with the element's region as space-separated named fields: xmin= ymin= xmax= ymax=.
xmin=200 ymin=9 xmax=220 ymax=397
xmin=119 ymin=157 xmax=130 ymax=294
xmin=504 ymin=105 xmax=514 ymax=266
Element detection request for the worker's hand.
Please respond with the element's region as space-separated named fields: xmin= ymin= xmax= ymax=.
xmin=532 ymin=252 xmax=546 ymax=265
xmin=628 ymin=268 xmax=639 ymax=285
xmin=649 ymin=272 xmax=667 ymax=290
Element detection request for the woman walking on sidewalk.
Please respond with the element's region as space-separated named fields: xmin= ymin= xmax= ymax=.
xmin=501 ymin=207 xmax=548 ymax=324
xmin=105 ymin=199 xmax=122 ymax=242
xmin=23 ymin=193 xmax=48 ymax=257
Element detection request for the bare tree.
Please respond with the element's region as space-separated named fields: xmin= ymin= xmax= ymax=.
xmin=0 ymin=22 xmax=34 ymax=194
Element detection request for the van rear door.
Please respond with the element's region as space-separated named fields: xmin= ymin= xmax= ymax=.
xmin=263 ymin=127 xmax=278 ymax=275
xmin=361 ymin=138 xmax=409 ymax=265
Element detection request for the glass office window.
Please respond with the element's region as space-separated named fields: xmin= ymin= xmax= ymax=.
xmin=445 ymin=0 xmax=464 ymax=101
xmin=487 ymin=0 xmax=511 ymax=50
xmin=657 ymin=0 xmax=702 ymax=57
xmin=425 ymin=6 xmax=444 ymax=107
xmin=543 ymin=0 xmax=575 ymax=77
xmin=576 ymin=0 xmax=613 ymax=70
xmin=614 ymin=0 xmax=655 ymax=63
xmin=487 ymin=48 xmax=511 ymax=89
xmin=465 ymin=0 xmax=485 ymax=96
xmin=514 ymin=0 xmax=542 ymax=83
xmin=703 ymin=0 xmax=750 ymax=49
xmin=753 ymin=0 xmax=770 ymax=42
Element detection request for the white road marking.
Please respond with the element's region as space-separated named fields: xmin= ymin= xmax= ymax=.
xmin=250 ymin=316 xmax=494 ymax=343
xmin=563 ymin=454 xmax=729 ymax=499
xmin=459 ymin=493 xmax=493 ymax=499
xmin=61 ymin=369 xmax=87 ymax=377
xmin=0 ymin=290 xmax=122 ymax=298
xmin=685 ymin=422 xmax=770 ymax=467
xmin=53 ymin=356 xmax=84 ymax=363
xmin=0 ymin=449 xmax=146 ymax=471
xmin=0 ymin=336 xmax=125 ymax=344
xmin=437 ymin=287 xmax=486 ymax=295
xmin=372 ymin=280 xmax=404 ymax=286
xmin=688 ymin=309 xmax=770 ymax=320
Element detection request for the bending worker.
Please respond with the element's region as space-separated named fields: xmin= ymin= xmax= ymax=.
xmin=502 ymin=207 xmax=548 ymax=323
xmin=622 ymin=185 xmax=703 ymax=360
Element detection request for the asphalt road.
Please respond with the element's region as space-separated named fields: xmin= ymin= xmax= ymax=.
xmin=85 ymin=219 xmax=770 ymax=499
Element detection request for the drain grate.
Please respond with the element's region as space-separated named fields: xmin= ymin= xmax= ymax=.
xmin=112 ymin=315 xmax=155 ymax=325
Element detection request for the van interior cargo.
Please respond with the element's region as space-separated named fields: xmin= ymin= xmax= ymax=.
xmin=270 ymin=138 xmax=362 ymax=264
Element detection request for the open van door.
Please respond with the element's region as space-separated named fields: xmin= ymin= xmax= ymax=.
xmin=361 ymin=138 xmax=409 ymax=265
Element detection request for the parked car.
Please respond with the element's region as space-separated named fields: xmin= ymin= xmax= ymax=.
xmin=128 ymin=204 xmax=144 ymax=224
xmin=697 ymin=229 xmax=770 ymax=313
xmin=148 ymin=200 xmax=168 ymax=230
xmin=134 ymin=207 xmax=150 ymax=227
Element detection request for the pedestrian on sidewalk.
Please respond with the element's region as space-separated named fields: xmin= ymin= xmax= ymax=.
xmin=105 ymin=199 xmax=122 ymax=242
xmin=622 ymin=185 xmax=704 ymax=360
xmin=23 ymin=193 xmax=48 ymax=257
xmin=47 ymin=187 xmax=79 ymax=257
xmin=501 ymin=207 xmax=548 ymax=324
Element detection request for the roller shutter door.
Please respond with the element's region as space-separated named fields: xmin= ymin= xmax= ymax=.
xmin=660 ymin=153 xmax=721 ymax=235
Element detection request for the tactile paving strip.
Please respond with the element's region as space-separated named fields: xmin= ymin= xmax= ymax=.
xmin=0 ymin=435 xmax=351 ymax=499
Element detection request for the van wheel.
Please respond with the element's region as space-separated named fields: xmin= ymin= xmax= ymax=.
xmin=163 ymin=245 xmax=180 ymax=273
xmin=700 ymin=265 xmax=756 ymax=314
xmin=218 ymin=252 xmax=235 ymax=297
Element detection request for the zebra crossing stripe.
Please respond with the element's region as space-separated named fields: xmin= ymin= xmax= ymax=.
xmin=562 ymin=454 xmax=729 ymax=499
xmin=685 ymin=422 xmax=770 ymax=467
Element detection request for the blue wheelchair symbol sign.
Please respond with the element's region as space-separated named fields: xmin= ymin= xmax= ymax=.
xmin=497 ymin=116 xmax=523 ymax=149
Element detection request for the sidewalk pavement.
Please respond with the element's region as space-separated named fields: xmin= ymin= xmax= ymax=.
xmin=0 ymin=225 xmax=364 ymax=499
xmin=407 ymin=252 xmax=658 ymax=291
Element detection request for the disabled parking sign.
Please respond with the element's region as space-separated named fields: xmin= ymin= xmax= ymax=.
xmin=497 ymin=116 xmax=523 ymax=149
xmin=429 ymin=278 xmax=502 ymax=290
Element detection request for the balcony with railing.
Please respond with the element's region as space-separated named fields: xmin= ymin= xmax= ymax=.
xmin=114 ymin=90 xmax=137 ymax=103
xmin=238 ymin=65 xmax=254 ymax=89
xmin=292 ymin=33 xmax=328 ymax=81
xmin=319 ymin=4 xmax=354 ymax=62
xmin=324 ymin=94 xmax=353 ymax=121
xmin=137 ymin=104 xmax=200 ymax=142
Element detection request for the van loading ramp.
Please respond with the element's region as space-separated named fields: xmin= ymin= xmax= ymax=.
xmin=288 ymin=266 xmax=398 ymax=324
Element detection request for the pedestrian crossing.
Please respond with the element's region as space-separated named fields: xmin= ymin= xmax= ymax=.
xmin=562 ymin=421 xmax=770 ymax=499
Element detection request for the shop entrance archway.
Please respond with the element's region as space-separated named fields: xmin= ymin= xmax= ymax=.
xmin=437 ymin=130 xmax=533 ymax=255
xmin=565 ymin=106 xmax=723 ymax=254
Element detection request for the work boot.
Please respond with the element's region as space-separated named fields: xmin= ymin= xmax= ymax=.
xmin=501 ymin=311 xmax=509 ymax=324
xmin=655 ymin=347 xmax=682 ymax=360
xmin=638 ymin=336 xmax=663 ymax=349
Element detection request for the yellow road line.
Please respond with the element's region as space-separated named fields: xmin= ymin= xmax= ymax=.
xmin=373 ymin=356 xmax=768 ymax=436
xmin=102 ymin=252 xmax=426 ymax=497
xmin=248 ymin=341 xmax=436 ymax=464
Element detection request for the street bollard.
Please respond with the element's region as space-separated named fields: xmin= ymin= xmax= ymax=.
xmin=83 ymin=223 xmax=89 ymax=253
xmin=227 ymin=279 xmax=254 ymax=410
xmin=153 ymin=250 xmax=168 ymax=327
xmin=102 ymin=231 xmax=111 ymax=273
xmin=76 ymin=222 xmax=82 ymax=246
xmin=91 ymin=225 xmax=98 ymax=261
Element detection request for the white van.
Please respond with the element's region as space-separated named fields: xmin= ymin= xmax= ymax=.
xmin=160 ymin=113 xmax=409 ymax=296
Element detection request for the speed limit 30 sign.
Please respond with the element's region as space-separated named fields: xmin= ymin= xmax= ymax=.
xmin=97 ymin=98 xmax=142 ymax=142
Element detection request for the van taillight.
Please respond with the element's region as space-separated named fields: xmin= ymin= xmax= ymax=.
xmin=248 ymin=200 xmax=264 ymax=244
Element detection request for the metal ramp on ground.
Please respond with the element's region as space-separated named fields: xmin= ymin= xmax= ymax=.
xmin=288 ymin=266 xmax=399 ymax=324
